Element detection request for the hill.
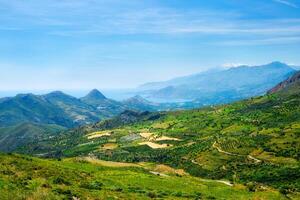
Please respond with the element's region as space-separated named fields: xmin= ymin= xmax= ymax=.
xmin=138 ymin=62 xmax=296 ymax=103
xmin=0 ymin=123 xmax=66 ymax=152
xmin=0 ymin=153 xmax=288 ymax=199
xmin=18 ymin=72 xmax=300 ymax=197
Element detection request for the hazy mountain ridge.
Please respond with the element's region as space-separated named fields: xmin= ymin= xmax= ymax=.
xmin=138 ymin=62 xmax=296 ymax=103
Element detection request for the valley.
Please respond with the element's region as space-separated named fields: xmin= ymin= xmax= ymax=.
xmin=7 ymin=71 xmax=299 ymax=199
xmin=0 ymin=67 xmax=299 ymax=200
xmin=1 ymin=0 xmax=300 ymax=199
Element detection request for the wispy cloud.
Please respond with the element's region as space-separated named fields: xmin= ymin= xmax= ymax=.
xmin=216 ymin=36 xmax=300 ymax=46
xmin=273 ymin=0 xmax=298 ymax=8
xmin=1 ymin=0 xmax=300 ymax=41
xmin=221 ymin=63 xmax=247 ymax=68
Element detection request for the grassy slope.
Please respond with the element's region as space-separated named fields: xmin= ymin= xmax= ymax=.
xmin=0 ymin=123 xmax=66 ymax=152
xmin=0 ymin=153 xmax=286 ymax=200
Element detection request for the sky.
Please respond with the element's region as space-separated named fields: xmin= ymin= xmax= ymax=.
xmin=0 ymin=0 xmax=300 ymax=91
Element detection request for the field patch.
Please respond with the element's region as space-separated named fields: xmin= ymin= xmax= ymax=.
xmin=153 ymin=164 xmax=188 ymax=176
xmin=139 ymin=132 xmax=154 ymax=139
xmin=79 ymin=157 xmax=141 ymax=168
xmin=138 ymin=142 xmax=172 ymax=149
xmin=87 ymin=131 xmax=111 ymax=139
xmin=101 ymin=143 xmax=118 ymax=150
xmin=155 ymin=136 xmax=181 ymax=141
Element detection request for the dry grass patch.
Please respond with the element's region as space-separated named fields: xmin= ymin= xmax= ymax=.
xmin=101 ymin=143 xmax=118 ymax=150
xmin=153 ymin=164 xmax=188 ymax=176
xmin=81 ymin=157 xmax=141 ymax=168
xmin=138 ymin=142 xmax=172 ymax=149
xmin=87 ymin=131 xmax=111 ymax=139
xmin=139 ymin=132 xmax=154 ymax=139
xmin=155 ymin=136 xmax=181 ymax=141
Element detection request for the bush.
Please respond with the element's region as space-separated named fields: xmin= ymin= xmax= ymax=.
xmin=147 ymin=192 xmax=157 ymax=198
xmin=80 ymin=181 xmax=103 ymax=190
xmin=52 ymin=177 xmax=70 ymax=185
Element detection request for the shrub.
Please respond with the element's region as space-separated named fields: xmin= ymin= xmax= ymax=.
xmin=80 ymin=181 xmax=103 ymax=190
xmin=147 ymin=192 xmax=157 ymax=198
xmin=52 ymin=177 xmax=70 ymax=185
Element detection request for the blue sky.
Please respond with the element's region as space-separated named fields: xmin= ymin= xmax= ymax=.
xmin=0 ymin=0 xmax=300 ymax=90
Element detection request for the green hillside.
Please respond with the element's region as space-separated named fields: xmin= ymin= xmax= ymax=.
xmin=0 ymin=123 xmax=66 ymax=152
xmin=17 ymin=73 xmax=300 ymax=198
xmin=0 ymin=153 xmax=287 ymax=200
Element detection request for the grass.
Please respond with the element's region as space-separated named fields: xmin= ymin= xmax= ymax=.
xmin=0 ymin=153 xmax=289 ymax=200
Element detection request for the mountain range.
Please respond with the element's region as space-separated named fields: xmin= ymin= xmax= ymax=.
xmin=0 ymin=62 xmax=299 ymax=152
xmin=0 ymin=90 xmax=151 ymax=128
xmin=137 ymin=62 xmax=297 ymax=103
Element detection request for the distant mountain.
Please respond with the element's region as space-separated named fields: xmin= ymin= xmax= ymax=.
xmin=80 ymin=89 xmax=107 ymax=103
xmin=0 ymin=90 xmax=166 ymax=130
xmin=80 ymin=89 xmax=126 ymax=116
xmin=43 ymin=91 xmax=100 ymax=125
xmin=291 ymin=65 xmax=300 ymax=70
xmin=0 ymin=91 xmax=116 ymax=129
xmin=138 ymin=62 xmax=296 ymax=103
xmin=0 ymin=93 xmax=75 ymax=128
xmin=122 ymin=95 xmax=158 ymax=111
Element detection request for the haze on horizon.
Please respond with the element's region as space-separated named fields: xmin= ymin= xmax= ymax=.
xmin=0 ymin=0 xmax=300 ymax=91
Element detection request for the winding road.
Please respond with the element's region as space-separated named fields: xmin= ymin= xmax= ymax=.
xmin=213 ymin=141 xmax=261 ymax=163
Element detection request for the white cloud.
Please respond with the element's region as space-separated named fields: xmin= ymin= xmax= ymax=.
xmin=216 ymin=36 xmax=300 ymax=46
xmin=273 ymin=0 xmax=298 ymax=8
xmin=221 ymin=63 xmax=247 ymax=68
xmin=1 ymin=0 xmax=299 ymax=37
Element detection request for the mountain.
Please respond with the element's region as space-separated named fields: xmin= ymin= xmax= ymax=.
xmin=20 ymin=72 xmax=300 ymax=196
xmin=0 ymin=93 xmax=75 ymax=128
xmin=0 ymin=90 xmax=118 ymax=129
xmin=122 ymin=95 xmax=158 ymax=111
xmin=80 ymin=89 xmax=126 ymax=116
xmin=43 ymin=91 xmax=101 ymax=125
xmin=80 ymin=89 xmax=107 ymax=104
xmin=138 ymin=62 xmax=296 ymax=103
xmin=268 ymin=71 xmax=300 ymax=94
xmin=0 ymin=90 xmax=157 ymax=130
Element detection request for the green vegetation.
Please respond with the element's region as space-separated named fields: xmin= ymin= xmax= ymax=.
xmin=0 ymin=123 xmax=66 ymax=152
xmin=0 ymin=153 xmax=287 ymax=200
